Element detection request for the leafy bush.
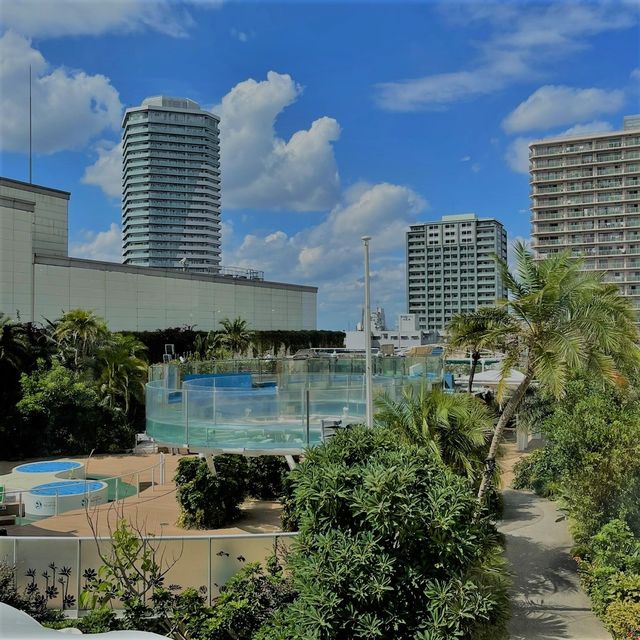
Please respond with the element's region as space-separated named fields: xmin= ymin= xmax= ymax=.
xmin=175 ymin=456 xmax=249 ymax=529
xmin=186 ymin=560 xmax=296 ymax=640
xmin=603 ymin=600 xmax=640 ymax=639
xmin=45 ymin=609 xmax=122 ymax=633
xmin=247 ymin=456 xmax=290 ymax=500
xmin=512 ymin=448 xmax=562 ymax=497
xmin=0 ymin=562 xmax=62 ymax=624
xmin=264 ymin=426 xmax=510 ymax=640
xmin=578 ymin=519 xmax=640 ymax=623
xmin=16 ymin=360 xmax=135 ymax=456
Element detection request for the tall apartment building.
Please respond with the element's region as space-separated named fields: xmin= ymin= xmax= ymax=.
xmin=530 ymin=115 xmax=640 ymax=310
xmin=406 ymin=214 xmax=508 ymax=332
xmin=122 ymin=96 xmax=221 ymax=272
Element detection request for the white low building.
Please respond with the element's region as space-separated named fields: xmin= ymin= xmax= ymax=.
xmin=0 ymin=177 xmax=317 ymax=331
xmin=345 ymin=313 xmax=439 ymax=352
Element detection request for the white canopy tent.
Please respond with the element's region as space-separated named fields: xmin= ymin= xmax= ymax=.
xmin=466 ymin=368 xmax=526 ymax=389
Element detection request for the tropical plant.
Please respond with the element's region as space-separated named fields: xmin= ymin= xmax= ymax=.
xmin=197 ymin=559 xmax=296 ymax=640
xmin=94 ymin=333 xmax=148 ymax=415
xmin=266 ymin=426 xmax=510 ymax=639
xmin=218 ymin=317 xmax=253 ymax=357
xmin=375 ymin=385 xmax=494 ymax=481
xmin=246 ymin=456 xmax=291 ymax=500
xmin=82 ymin=519 xmax=206 ymax=639
xmin=0 ymin=312 xmax=30 ymax=371
xmin=447 ymin=306 xmax=512 ymax=392
xmin=512 ymin=448 xmax=562 ymax=498
xmin=174 ymin=456 xmax=249 ymax=529
xmin=52 ymin=309 xmax=109 ymax=367
xmin=0 ymin=562 xmax=63 ymax=624
xmin=17 ymin=360 xmax=134 ymax=455
xmin=475 ymin=242 xmax=640 ymax=504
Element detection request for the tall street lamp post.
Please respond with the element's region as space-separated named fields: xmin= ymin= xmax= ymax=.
xmin=362 ymin=236 xmax=374 ymax=428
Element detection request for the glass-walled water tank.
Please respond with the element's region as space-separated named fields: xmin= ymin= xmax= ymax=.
xmin=146 ymin=356 xmax=442 ymax=452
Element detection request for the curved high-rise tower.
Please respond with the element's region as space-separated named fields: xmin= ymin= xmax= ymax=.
xmin=122 ymin=96 xmax=221 ymax=272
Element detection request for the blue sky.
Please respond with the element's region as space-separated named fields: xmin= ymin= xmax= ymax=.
xmin=1 ymin=0 xmax=639 ymax=329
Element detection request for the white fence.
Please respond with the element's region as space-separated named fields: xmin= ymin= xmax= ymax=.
xmin=0 ymin=532 xmax=296 ymax=611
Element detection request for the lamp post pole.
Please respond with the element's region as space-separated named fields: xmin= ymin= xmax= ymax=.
xmin=362 ymin=236 xmax=374 ymax=428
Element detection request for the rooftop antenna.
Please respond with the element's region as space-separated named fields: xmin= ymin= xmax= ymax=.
xmin=29 ymin=64 xmax=32 ymax=183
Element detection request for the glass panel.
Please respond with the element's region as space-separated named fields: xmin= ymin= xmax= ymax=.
xmin=14 ymin=538 xmax=79 ymax=611
xmin=209 ymin=534 xmax=294 ymax=598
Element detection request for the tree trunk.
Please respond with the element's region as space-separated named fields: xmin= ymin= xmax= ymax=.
xmin=477 ymin=373 xmax=532 ymax=504
xmin=468 ymin=351 xmax=480 ymax=394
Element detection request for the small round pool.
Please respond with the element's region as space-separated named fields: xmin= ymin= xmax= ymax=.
xmin=30 ymin=480 xmax=104 ymax=496
xmin=14 ymin=460 xmax=84 ymax=475
xmin=24 ymin=479 xmax=108 ymax=517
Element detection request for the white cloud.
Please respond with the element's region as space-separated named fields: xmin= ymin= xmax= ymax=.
xmin=632 ymin=68 xmax=640 ymax=81
xmin=214 ymin=71 xmax=341 ymax=211
xmin=225 ymin=182 xmax=427 ymax=324
xmin=0 ymin=0 xmax=222 ymax=39
xmin=0 ymin=32 xmax=122 ymax=154
xmin=70 ymin=224 xmax=122 ymax=263
xmin=504 ymin=120 xmax=614 ymax=175
xmin=82 ymin=71 xmax=342 ymax=212
xmin=230 ymin=28 xmax=250 ymax=43
xmin=82 ymin=141 xmax=122 ymax=198
xmin=375 ymin=2 xmax=637 ymax=111
xmin=559 ymin=120 xmax=614 ymax=137
xmin=502 ymin=86 xmax=624 ymax=133
xmin=460 ymin=155 xmax=471 ymax=162
xmin=505 ymin=138 xmax=531 ymax=174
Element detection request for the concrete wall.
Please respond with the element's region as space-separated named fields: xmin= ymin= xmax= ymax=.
xmin=0 ymin=177 xmax=317 ymax=331
xmin=0 ymin=194 xmax=34 ymax=320
xmin=32 ymin=257 xmax=316 ymax=331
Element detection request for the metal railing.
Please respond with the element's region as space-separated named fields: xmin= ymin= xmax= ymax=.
xmin=1 ymin=457 xmax=166 ymax=522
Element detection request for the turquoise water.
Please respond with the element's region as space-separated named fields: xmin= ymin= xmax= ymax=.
xmin=147 ymin=418 xmax=324 ymax=450
xmin=31 ymin=480 xmax=104 ymax=496
xmin=15 ymin=461 xmax=82 ymax=474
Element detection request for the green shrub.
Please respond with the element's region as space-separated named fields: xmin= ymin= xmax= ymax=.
xmin=45 ymin=609 xmax=122 ymax=633
xmin=577 ymin=520 xmax=640 ymax=621
xmin=603 ymin=600 xmax=640 ymax=639
xmin=0 ymin=562 xmax=63 ymax=624
xmin=512 ymin=448 xmax=562 ymax=497
xmin=190 ymin=560 xmax=296 ymax=640
xmin=264 ymin=426 xmax=510 ymax=640
xmin=247 ymin=456 xmax=290 ymax=500
xmin=16 ymin=360 xmax=134 ymax=456
xmin=175 ymin=455 xmax=249 ymax=529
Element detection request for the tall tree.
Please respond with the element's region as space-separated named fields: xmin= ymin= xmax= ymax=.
xmin=95 ymin=334 xmax=148 ymax=416
xmin=53 ymin=309 xmax=109 ymax=367
xmin=476 ymin=241 xmax=640 ymax=504
xmin=447 ymin=306 xmax=512 ymax=393
xmin=0 ymin=313 xmax=29 ymax=371
xmin=375 ymin=386 xmax=494 ymax=481
xmin=218 ymin=317 xmax=253 ymax=357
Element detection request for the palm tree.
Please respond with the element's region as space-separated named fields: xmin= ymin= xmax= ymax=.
xmin=475 ymin=241 xmax=640 ymax=504
xmin=95 ymin=334 xmax=148 ymax=415
xmin=375 ymin=385 xmax=494 ymax=481
xmin=0 ymin=313 xmax=29 ymax=371
xmin=53 ymin=309 xmax=109 ymax=367
xmin=218 ymin=317 xmax=253 ymax=357
xmin=447 ymin=306 xmax=512 ymax=393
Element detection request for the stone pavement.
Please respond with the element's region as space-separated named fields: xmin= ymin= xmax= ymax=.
xmin=500 ymin=489 xmax=611 ymax=640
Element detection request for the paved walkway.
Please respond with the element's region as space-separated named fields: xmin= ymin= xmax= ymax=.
xmin=500 ymin=489 xmax=611 ymax=640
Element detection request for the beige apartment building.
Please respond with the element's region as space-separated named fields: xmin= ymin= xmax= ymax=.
xmin=530 ymin=115 xmax=640 ymax=310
